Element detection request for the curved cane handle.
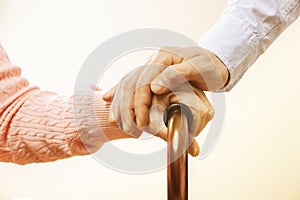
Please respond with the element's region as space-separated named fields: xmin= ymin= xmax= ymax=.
xmin=164 ymin=103 xmax=193 ymax=200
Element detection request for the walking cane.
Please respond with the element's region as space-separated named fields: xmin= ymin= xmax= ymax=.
xmin=164 ymin=103 xmax=193 ymax=200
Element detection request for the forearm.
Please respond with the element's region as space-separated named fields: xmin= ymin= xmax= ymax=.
xmin=0 ymin=44 xmax=130 ymax=165
xmin=199 ymin=0 xmax=300 ymax=91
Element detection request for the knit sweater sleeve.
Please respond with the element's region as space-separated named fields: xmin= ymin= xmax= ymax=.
xmin=0 ymin=44 xmax=128 ymax=165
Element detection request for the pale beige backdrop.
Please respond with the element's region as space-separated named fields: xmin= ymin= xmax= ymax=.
xmin=0 ymin=0 xmax=299 ymax=200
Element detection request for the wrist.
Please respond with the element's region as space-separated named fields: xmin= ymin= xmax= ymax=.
xmin=204 ymin=48 xmax=230 ymax=90
xmin=216 ymin=56 xmax=230 ymax=89
xmin=94 ymin=92 xmax=140 ymax=141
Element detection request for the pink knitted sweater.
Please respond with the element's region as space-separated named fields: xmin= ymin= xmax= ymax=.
xmin=0 ymin=43 xmax=132 ymax=165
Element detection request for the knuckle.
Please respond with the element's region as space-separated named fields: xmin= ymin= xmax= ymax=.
xmin=134 ymin=94 xmax=151 ymax=107
xmin=122 ymin=119 xmax=136 ymax=133
xmin=154 ymin=56 xmax=171 ymax=66
xmin=205 ymin=105 xmax=215 ymax=121
xmin=153 ymin=47 xmax=181 ymax=66
xmin=163 ymin=67 xmax=177 ymax=77
xmin=136 ymin=77 xmax=149 ymax=88
xmin=118 ymin=80 xmax=127 ymax=90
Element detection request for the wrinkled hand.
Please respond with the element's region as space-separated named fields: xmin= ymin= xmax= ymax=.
xmin=104 ymin=46 xmax=228 ymax=129
xmin=102 ymin=66 xmax=215 ymax=156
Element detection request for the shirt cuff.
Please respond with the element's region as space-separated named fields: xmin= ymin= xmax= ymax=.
xmin=199 ymin=12 xmax=260 ymax=91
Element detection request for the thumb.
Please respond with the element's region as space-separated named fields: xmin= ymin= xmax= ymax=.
xmin=102 ymin=85 xmax=116 ymax=102
xmin=150 ymin=62 xmax=192 ymax=94
xmin=189 ymin=139 xmax=200 ymax=157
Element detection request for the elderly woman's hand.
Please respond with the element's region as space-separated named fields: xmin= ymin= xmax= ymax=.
xmin=103 ymin=64 xmax=215 ymax=156
xmin=103 ymin=46 xmax=227 ymax=129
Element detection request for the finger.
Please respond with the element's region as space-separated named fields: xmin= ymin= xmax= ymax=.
xmin=151 ymin=47 xmax=183 ymax=66
xmin=167 ymin=85 xmax=214 ymax=138
xmin=104 ymin=64 xmax=145 ymax=102
xmin=134 ymin=64 xmax=165 ymax=127
xmin=143 ymin=99 xmax=167 ymax=136
xmin=188 ymin=139 xmax=200 ymax=157
xmin=121 ymin=110 xmax=142 ymax=137
xmin=150 ymin=61 xmax=197 ymax=94
xmin=120 ymin=90 xmax=141 ymax=137
xmin=146 ymin=92 xmax=200 ymax=157
xmin=166 ymin=83 xmax=203 ymax=136
xmin=192 ymin=89 xmax=214 ymax=136
xmin=109 ymin=85 xmax=121 ymax=124
xmin=102 ymin=85 xmax=117 ymax=102
xmin=133 ymin=49 xmax=183 ymax=127
xmin=187 ymin=55 xmax=226 ymax=91
xmin=134 ymin=86 xmax=151 ymax=127
xmin=108 ymin=66 xmax=144 ymax=124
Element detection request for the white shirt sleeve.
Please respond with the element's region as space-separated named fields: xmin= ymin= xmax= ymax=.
xmin=199 ymin=0 xmax=300 ymax=91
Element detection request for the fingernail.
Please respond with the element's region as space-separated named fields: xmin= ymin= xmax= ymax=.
xmin=151 ymin=83 xmax=162 ymax=94
xmin=193 ymin=147 xmax=200 ymax=156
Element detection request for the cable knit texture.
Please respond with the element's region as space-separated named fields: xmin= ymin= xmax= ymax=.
xmin=0 ymin=43 xmax=129 ymax=165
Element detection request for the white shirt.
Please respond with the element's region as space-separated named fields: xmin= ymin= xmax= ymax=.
xmin=199 ymin=0 xmax=300 ymax=91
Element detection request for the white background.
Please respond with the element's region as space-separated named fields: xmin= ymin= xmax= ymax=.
xmin=0 ymin=0 xmax=300 ymax=200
